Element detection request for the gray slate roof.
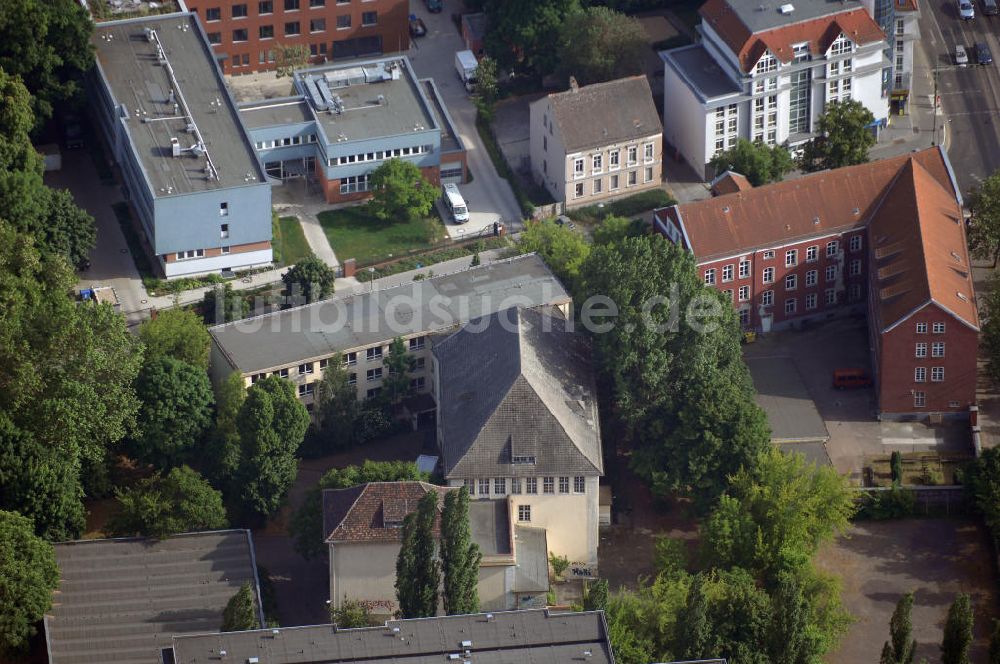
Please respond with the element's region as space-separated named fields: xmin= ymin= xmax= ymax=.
xmin=210 ymin=254 xmax=572 ymax=374
xmin=545 ymin=75 xmax=662 ymax=152
xmin=513 ymin=526 xmax=549 ymax=593
xmin=45 ymin=531 xmax=260 ymax=664
xmin=170 ymin=609 xmax=614 ymax=664
xmin=728 ymin=0 xmax=867 ymax=34
xmin=434 ymin=307 xmax=603 ymax=479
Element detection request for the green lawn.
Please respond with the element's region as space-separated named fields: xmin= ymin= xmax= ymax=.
xmin=273 ymin=215 xmax=315 ymax=266
xmin=318 ymin=206 xmax=448 ymax=267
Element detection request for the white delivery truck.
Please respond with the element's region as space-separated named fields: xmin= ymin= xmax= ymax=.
xmin=454 ymin=50 xmax=478 ymax=92
xmin=442 ymin=183 xmax=470 ymax=224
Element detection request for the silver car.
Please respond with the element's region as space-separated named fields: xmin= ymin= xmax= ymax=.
xmin=956 ymin=44 xmax=969 ymax=66
xmin=959 ymin=0 xmax=975 ymax=20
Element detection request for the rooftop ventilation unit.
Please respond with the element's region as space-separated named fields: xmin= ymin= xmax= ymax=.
xmin=779 ymin=3 xmax=795 ymax=12
xmin=326 ymin=66 xmax=367 ymax=88
xmin=304 ymin=77 xmax=327 ymax=111
xmin=170 ymin=137 xmax=181 ymax=157
xmin=144 ymin=27 xmax=155 ymax=43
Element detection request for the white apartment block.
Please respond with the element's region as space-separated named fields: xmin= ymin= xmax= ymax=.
xmin=662 ymin=0 xmax=893 ymax=179
xmin=529 ymin=76 xmax=663 ymax=209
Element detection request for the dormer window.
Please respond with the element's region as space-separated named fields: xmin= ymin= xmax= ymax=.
xmin=754 ymin=51 xmax=778 ymax=75
xmin=792 ymin=42 xmax=810 ymax=62
xmin=829 ymin=33 xmax=854 ymax=56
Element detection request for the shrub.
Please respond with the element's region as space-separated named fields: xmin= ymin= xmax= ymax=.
xmin=856 ymin=487 xmax=917 ymax=520
xmin=549 ymin=552 xmax=570 ymax=578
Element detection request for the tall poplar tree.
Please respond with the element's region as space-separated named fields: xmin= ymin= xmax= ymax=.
xmin=941 ymin=593 xmax=974 ymax=664
xmin=440 ymin=487 xmax=481 ymax=615
xmin=395 ymin=491 xmax=440 ymax=618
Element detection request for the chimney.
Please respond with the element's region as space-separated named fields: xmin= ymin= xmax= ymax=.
xmin=569 ymin=76 xmax=579 ymax=92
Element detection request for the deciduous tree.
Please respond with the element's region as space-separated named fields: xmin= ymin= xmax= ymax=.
xmin=138 ymin=308 xmax=212 ymax=370
xmin=800 ymin=99 xmax=876 ymax=172
xmin=0 ymin=510 xmax=59 ymax=655
xmin=473 ymin=56 xmax=499 ymax=122
xmin=709 ymin=138 xmax=795 ymax=186
xmin=941 ymin=593 xmax=974 ymax=664
xmin=40 ymin=188 xmax=96 ymax=269
xmin=331 ymin=599 xmax=374 ymax=628
xmin=592 ymin=214 xmax=647 ymax=247
xmin=484 ymin=0 xmax=580 ymax=76
xmin=202 ymin=283 xmax=249 ymax=324
xmin=881 ymin=592 xmax=917 ymax=664
xmin=440 ymin=487 xmax=481 ymax=615
xmin=107 ymin=465 xmax=227 ymax=539
xmin=234 ymin=376 xmax=310 ymax=522
xmin=395 ymin=491 xmax=440 ymax=618
xmin=133 ymin=357 xmax=214 ymax=468
xmin=517 ymin=218 xmax=591 ymax=286
xmin=556 ymin=7 xmax=646 ymax=85
xmin=274 ymin=43 xmax=309 ymax=78
xmin=221 ymin=582 xmax=260 ymax=631
xmin=281 ymin=255 xmax=336 ymax=302
xmin=963 ymin=446 xmax=1000 ymax=540
xmin=367 ymin=158 xmax=439 ymax=224
xmin=0 ymin=68 xmax=38 ymax=172
xmin=382 ymin=337 xmax=415 ymax=405
xmin=967 ymin=171 xmax=1000 ymax=267
xmin=203 ymin=371 xmax=247 ymax=485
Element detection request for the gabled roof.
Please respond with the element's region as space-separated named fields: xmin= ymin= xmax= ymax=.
xmin=868 ymin=159 xmax=979 ymax=332
xmin=710 ymin=170 xmax=753 ymax=196
xmin=657 ymin=147 xmax=956 ymax=261
xmin=434 ymin=307 xmax=603 ymax=479
xmin=322 ymin=482 xmax=451 ymax=544
xmin=46 ymin=531 xmax=260 ymax=664
xmin=542 ymin=75 xmax=662 ymax=152
xmin=699 ymin=0 xmax=884 ymax=72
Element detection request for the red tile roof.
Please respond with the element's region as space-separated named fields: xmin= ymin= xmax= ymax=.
xmin=699 ymin=0 xmax=885 ymax=71
xmin=322 ymin=482 xmax=453 ymax=544
xmin=711 ymin=170 xmax=754 ymax=196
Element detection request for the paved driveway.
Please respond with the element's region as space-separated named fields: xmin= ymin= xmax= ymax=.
xmin=406 ymin=1 xmax=523 ymax=233
xmin=45 ymin=150 xmax=151 ymax=323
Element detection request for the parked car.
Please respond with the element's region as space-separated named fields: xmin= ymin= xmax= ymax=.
xmin=63 ymin=114 xmax=85 ymax=150
xmin=956 ymin=44 xmax=969 ymax=66
xmin=984 ymin=0 xmax=998 ymax=15
xmin=408 ymin=14 xmax=427 ymax=37
xmin=832 ymin=368 xmax=872 ymax=389
xmin=959 ymin=0 xmax=975 ymax=19
xmin=442 ymin=183 xmax=469 ymax=224
xmin=424 ymin=0 xmax=442 ymax=12
xmin=977 ymin=41 xmax=993 ymax=64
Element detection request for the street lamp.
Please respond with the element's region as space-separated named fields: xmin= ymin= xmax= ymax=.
xmin=368 ymin=266 xmax=375 ymax=292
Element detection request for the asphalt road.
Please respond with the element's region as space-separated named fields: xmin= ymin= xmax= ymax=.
xmin=921 ymin=0 xmax=1000 ymax=194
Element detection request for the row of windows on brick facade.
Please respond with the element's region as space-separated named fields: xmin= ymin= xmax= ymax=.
xmin=571 ymin=168 xmax=654 ymax=198
xmin=202 ymin=0 xmax=334 ymax=21
xmin=207 ymin=12 xmax=376 ymax=44
xmin=297 ymin=374 xmax=426 ymax=397
xmin=567 ymin=143 xmax=657 ymax=179
xmin=915 ymin=322 xmax=947 ymax=334
xmin=463 ymin=476 xmax=586 ymax=497
xmin=707 ymin=260 xmax=862 ymax=288
xmin=702 ymin=237 xmax=864 ymax=284
xmin=913 ymin=366 xmax=946 ymax=382
xmin=915 ymin=341 xmax=946 ymax=358
xmin=724 ymin=285 xmax=860 ymax=310
xmin=912 ymin=392 xmax=962 ymax=409
xmin=249 ymin=336 xmax=426 ymax=383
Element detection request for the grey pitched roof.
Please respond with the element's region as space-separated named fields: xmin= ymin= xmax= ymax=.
xmin=434 ymin=307 xmax=603 ymax=479
xmin=210 ymin=254 xmax=571 ymax=374
xmin=545 ymin=75 xmax=662 ymax=152
xmin=45 ymin=531 xmax=260 ymax=664
xmin=170 ymin=609 xmax=614 ymax=664
xmin=513 ymin=526 xmax=549 ymax=593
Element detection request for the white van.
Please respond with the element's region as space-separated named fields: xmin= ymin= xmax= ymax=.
xmin=442 ymin=183 xmax=469 ymax=223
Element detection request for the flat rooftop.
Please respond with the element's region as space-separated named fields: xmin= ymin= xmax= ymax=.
xmin=468 ymin=500 xmax=511 ymax=557
xmin=294 ymin=58 xmax=437 ymax=143
xmin=239 ymin=98 xmax=314 ymax=129
xmin=210 ymin=253 xmax=572 ymax=374
xmin=171 ymin=610 xmax=613 ymax=664
xmin=45 ymin=531 xmax=260 ymax=664
xmin=421 ymin=79 xmax=463 ymax=153
xmin=93 ymin=14 xmax=264 ymax=196
xmin=727 ymin=0 xmax=867 ymax=33
xmin=662 ymin=45 xmax=742 ymax=102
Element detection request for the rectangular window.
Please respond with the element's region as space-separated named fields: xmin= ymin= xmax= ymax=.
xmin=850 ymin=235 xmax=862 ymax=252
xmin=259 ymin=0 xmax=273 ymax=13
xmin=704 ymin=269 xmax=716 ymax=285
xmin=366 ymin=368 xmax=382 ymax=382
xmin=518 ymin=505 xmax=531 ymax=522
xmin=558 ymin=477 xmax=569 ymax=493
xmin=343 ymin=352 xmax=357 ymax=366
xmin=785 ymin=298 xmax=797 ymax=314
xmin=494 ymin=478 xmax=506 ymax=495
xmin=933 ymin=322 xmax=946 ymax=334
xmin=310 ymin=0 xmax=325 ymax=5
xmin=526 ymin=478 xmax=537 ymax=494
xmin=762 ymin=290 xmax=774 ymax=306
xmin=511 ymin=478 xmax=522 ymax=494
xmin=221 ymin=246 xmax=230 ymax=255
xmin=297 ymin=383 xmax=314 ymax=397
xmin=337 ymin=14 xmax=351 ymax=28
xmin=479 ymin=479 xmax=490 ymax=495
xmin=806 ymin=270 xmax=817 ymax=287
xmin=512 ymin=455 xmax=536 ymax=465
xmin=915 ymin=342 xmax=928 ymax=358
xmin=365 ymin=387 xmax=381 ymax=400
xmin=574 ymin=476 xmax=585 ymax=493
xmin=627 ymin=146 xmax=638 ymax=165
xmin=366 ymin=347 xmax=382 ymax=361
xmin=627 ymin=170 xmax=637 ymax=186
xmin=609 ymin=150 xmax=620 ymax=169
xmin=785 ymin=274 xmax=797 ymax=291
xmin=250 ymin=373 xmax=265 ymax=384
xmin=592 ymin=154 xmax=603 ymax=173
xmin=593 ymin=178 xmax=602 ymax=194
xmin=285 ymin=0 xmax=300 ymax=9
xmin=205 ymin=7 xmax=222 ymax=20
xmin=207 ymin=32 xmax=221 ymax=44
xmin=806 ymin=293 xmax=817 ymax=310
xmin=259 ymin=24 xmax=274 ymax=38
xmin=543 ymin=477 xmax=554 ymax=494
xmin=414 ymin=357 xmax=426 ymax=371
xmin=914 ymin=391 xmax=926 ymax=408
xmin=915 ymin=367 xmax=926 ymax=382
xmin=722 ymin=265 xmax=733 ymax=282
xmin=739 ymin=285 xmax=750 ymax=301
xmin=826 ymin=265 xmax=837 ymax=282
xmin=299 ymin=362 xmax=313 ymax=375
xmin=762 ymin=267 xmax=775 ymax=284
xmin=932 ymin=342 xmax=945 ymax=358
xmin=826 ymin=241 xmax=839 ymax=257
xmin=574 ymin=158 xmax=585 ymax=177
xmin=347 ymin=372 xmax=356 ymax=386
xmin=319 ymin=358 xmax=329 ymax=370
xmin=362 ymin=11 xmax=377 ymax=26
xmin=763 ymin=250 xmax=775 ymax=260
xmin=644 ymin=142 xmax=655 ymax=162
xmin=785 ymin=249 xmax=798 ymax=267
xmin=233 ymin=28 xmax=248 ymax=42
xmin=826 ymin=288 xmax=836 ymax=305
xmin=284 ymin=21 xmax=300 ymax=35
xmin=464 ymin=479 xmax=474 ymax=495
xmin=574 ymin=182 xmax=585 ymax=198
xmin=274 ymin=368 xmax=289 ymax=378
xmin=849 ymin=259 xmax=861 ymax=276
xmin=232 ymin=3 xmax=248 ymax=17
xmin=806 ymin=246 xmax=818 ymax=262
xmin=739 ymin=259 xmax=751 ymax=278
xmin=408 ymin=336 xmax=425 ymax=351
xmin=310 ymin=18 xmax=325 ymax=31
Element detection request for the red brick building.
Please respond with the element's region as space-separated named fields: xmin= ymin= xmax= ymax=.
xmin=184 ymin=0 xmax=409 ymax=75
xmin=654 ymin=147 xmax=979 ymax=418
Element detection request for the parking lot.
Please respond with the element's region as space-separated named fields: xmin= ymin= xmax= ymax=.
xmin=744 ymin=316 xmax=971 ymax=482
xmin=817 ymin=518 xmax=997 ymax=663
